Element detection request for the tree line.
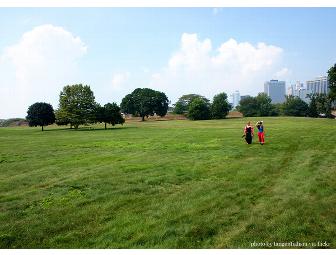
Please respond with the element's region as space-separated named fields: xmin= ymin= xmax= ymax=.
xmin=25 ymin=64 xmax=336 ymax=131
xmin=26 ymin=85 xmax=172 ymax=131
xmin=172 ymin=93 xmax=232 ymax=120
xmin=26 ymin=86 xmax=232 ymax=131
xmin=237 ymin=93 xmax=333 ymax=118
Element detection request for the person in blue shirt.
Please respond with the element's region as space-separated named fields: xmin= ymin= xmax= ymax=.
xmin=256 ymin=121 xmax=265 ymax=145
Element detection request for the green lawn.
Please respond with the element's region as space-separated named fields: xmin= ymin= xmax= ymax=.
xmin=0 ymin=117 xmax=335 ymax=248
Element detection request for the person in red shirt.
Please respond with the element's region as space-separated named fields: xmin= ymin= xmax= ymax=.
xmin=244 ymin=121 xmax=254 ymax=144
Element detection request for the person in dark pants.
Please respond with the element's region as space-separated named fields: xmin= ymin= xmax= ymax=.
xmin=244 ymin=121 xmax=254 ymax=144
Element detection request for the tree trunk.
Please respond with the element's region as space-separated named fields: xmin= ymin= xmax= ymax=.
xmin=142 ymin=115 xmax=145 ymax=121
xmin=74 ymin=124 xmax=79 ymax=129
xmin=105 ymin=123 xmax=107 ymax=130
xmin=42 ymin=125 xmax=44 ymax=131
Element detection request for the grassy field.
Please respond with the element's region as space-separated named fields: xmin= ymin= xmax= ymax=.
xmin=0 ymin=117 xmax=335 ymax=248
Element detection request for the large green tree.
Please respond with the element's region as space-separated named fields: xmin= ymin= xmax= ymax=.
xmin=307 ymin=94 xmax=319 ymax=118
xmin=188 ymin=98 xmax=211 ymax=120
xmin=315 ymin=94 xmax=332 ymax=118
xmin=237 ymin=93 xmax=278 ymax=117
xmin=210 ymin=92 xmax=232 ymax=119
xmin=282 ymin=95 xmax=309 ymax=116
xmin=96 ymin=103 xmax=125 ymax=129
xmin=26 ymin=102 xmax=55 ymax=131
xmin=272 ymin=103 xmax=283 ymax=116
xmin=255 ymin=93 xmax=278 ymax=116
xmin=119 ymin=94 xmax=135 ymax=116
xmin=153 ymin=91 xmax=170 ymax=117
xmin=173 ymin=94 xmax=210 ymax=114
xmin=173 ymin=101 xmax=186 ymax=114
xmin=327 ymin=63 xmax=336 ymax=105
xmin=56 ymin=84 xmax=96 ymax=129
xmin=236 ymin=96 xmax=258 ymax=117
xmin=121 ymin=88 xmax=169 ymax=121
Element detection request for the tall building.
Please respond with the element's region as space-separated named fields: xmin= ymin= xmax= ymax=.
xmin=288 ymin=81 xmax=309 ymax=102
xmin=264 ymin=80 xmax=286 ymax=103
xmin=298 ymin=88 xmax=308 ymax=102
xmin=288 ymin=81 xmax=302 ymax=97
xmin=287 ymin=77 xmax=329 ymax=103
xmin=233 ymin=90 xmax=240 ymax=108
xmin=230 ymin=90 xmax=241 ymax=109
xmin=306 ymin=76 xmax=329 ymax=95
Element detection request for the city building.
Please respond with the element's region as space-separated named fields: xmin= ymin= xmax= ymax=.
xmin=298 ymin=88 xmax=308 ymax=102
xmin=264 ymin=80 xmax=286 ymax=103
xmin=229 ymin=90 xmax=241 ymax=109
xmin=306 ymin=76 xmax=329 ymax=95
xmin=287 ymin=77 xmax=330 ymax=103
xmin=288 ymin=81 xmax=309 ymax=103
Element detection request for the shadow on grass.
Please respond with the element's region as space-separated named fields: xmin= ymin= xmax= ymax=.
xmin=44 ymin=126 xmax=137 ymax=132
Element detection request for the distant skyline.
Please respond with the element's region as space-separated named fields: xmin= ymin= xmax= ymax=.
xmin=0 ymin=8 xmax=335 ymax=118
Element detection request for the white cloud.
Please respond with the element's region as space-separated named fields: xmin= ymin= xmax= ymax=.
xmin=111 ymin=72 xmax=130 ymax=91
xmin=0 ymin=24 xmax=87 ymax=118
xmin=150 ymin=33 xmax=288 ymax=103
xmin=94 ymin=71 xmax=136 ymax=106
xmin=212 ymin=8 xmax=223 ymax=16
xmin=0 ymin=29 xmax=289 ymax=118
xmin=168 ymin=33 xmax=212 ymax=72
xmin=274 ymin=67 xmax=291 ymax=79
xmin=142 ymin=67 xmax=150 ymax=73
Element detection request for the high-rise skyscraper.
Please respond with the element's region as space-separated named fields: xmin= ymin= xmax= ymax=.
xmin=287 ymin=77 xmax=329 ymax=103
xmin=288 ymin=81 xmax=309 ymax=102
xmin=264 ymin=80 xmax=286 ymax=103
xmin=306 ymin=76 xmax=329 ymax=95
xmin=233 ymin=90 xmax=240 ymax=108
xmin=229 ymin=90 xmax=241 ymax=109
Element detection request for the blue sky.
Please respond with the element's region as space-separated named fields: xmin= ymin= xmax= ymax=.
xmin=0 ymin=8 xmax=335 ymax=118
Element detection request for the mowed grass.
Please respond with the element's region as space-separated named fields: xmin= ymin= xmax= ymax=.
xmin=0 ymin=117 xmax=335 ymax=248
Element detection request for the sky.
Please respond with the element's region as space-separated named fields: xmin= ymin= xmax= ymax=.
xmin=0 ymin=8 xmax=335 ymax=118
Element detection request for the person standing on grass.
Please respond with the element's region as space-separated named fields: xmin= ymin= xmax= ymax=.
xmin=256 ymin=121 xmax=265 ymax=145
xmin=244 ymin=121 xmax=254 ymax=144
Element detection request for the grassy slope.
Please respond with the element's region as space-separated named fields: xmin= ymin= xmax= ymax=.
xmin=0 ymin=117 xmax=335 ymax=248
